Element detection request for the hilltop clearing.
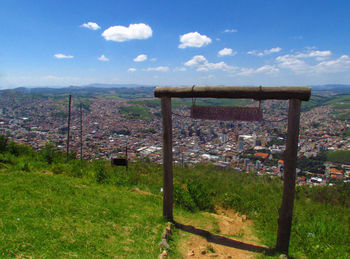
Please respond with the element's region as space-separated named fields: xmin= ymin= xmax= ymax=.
xmin=0 ymin=142 xmax=349 ymax=258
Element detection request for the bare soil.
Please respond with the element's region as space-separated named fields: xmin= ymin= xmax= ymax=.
xmin=178 ymin=208 xmax=267 ymax=259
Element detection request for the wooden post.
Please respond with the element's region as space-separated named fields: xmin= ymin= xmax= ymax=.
xmin=161 ymin=97 xmax=173 ymax=221
xmin=276 ymin=99 xmax=301 ymax=254
xmin=80 ymin=102 xmax=83 ymax=161
xmin=66 ymin=94 xmax=72 ymax=161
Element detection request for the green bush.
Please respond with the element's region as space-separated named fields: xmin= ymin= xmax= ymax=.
xmin=186 ymin=179 xmax=214 ymax=211
xmin=8 ymin=142 xmax=33 ymax=157
xmin=173 ymin=184 xmax=197 ymax=212
xmin=0 ymin=134 xmax=9 ymax=152
xmin=94 ymin=161 xmax=108 ymax=183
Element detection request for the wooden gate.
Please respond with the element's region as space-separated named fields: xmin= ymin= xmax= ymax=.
xmin=154 ymin=86 xmax=311 ymax=254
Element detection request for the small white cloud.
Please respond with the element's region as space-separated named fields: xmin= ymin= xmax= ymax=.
xmin=218 ymin=48 xmax=237 ymax=57
xmin=143 ymin=66 xmax=169 ymax=72
xmin=102 ymin=23 xmax=152 ymax=42
xmin=185 ymin=55 xmax=237 ymax=72
xmin=54 ymin=53 xmax=74 ymax=59
xmin=81 ymin=22 xmax=101 ymax=30
xmin=295 ymin=50 xmax=332 ymax=59
xmin=247 ymin=47 xmax=282 ymax=57
xmin=173 ymin=67 xmax=186 ymax=72
xmin=150 ymin=58 xmax=157 ymax=62
xmin=239 ymin=65 xmax=279 ymax=75
xmin=134 ymin=54 xmax=147 ymax=62
xmin=98 ymin=54 xmax=109 ymax=61
xmin=224 ymin=29 xmax=238 ymax=33
xmin=128 ymin=68 xmax=137 ymax=72
xmin=178 ymin=32 xmax=212 ymax=49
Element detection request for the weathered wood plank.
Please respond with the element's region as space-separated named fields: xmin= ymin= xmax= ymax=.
xmin=161 ymin=97 xmax=173 ymax=221
xmin=154 ymin=86 xmax=311 ymax=101
xmin=276 ymin=99 xmax=301 ymax=254
xmin=191 ymin=105 xmax=263 ymax=121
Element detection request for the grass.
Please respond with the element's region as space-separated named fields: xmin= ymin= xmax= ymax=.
xmin=0 ymin=170 xmax=167 ymax=258
xmin=0 ymin=142 xmax=349 ymax=258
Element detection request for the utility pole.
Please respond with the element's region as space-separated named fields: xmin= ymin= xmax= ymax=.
xmin=80 ymin=102 xmax=83 ymax=160
xmin=66 ymin=94 xmax=72 ymax=160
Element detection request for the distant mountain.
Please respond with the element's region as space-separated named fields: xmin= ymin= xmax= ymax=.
xmin=0 ymin=84 xmax=157 ymax=99
xmin=311 ymin=84 xmax=350 ymax=91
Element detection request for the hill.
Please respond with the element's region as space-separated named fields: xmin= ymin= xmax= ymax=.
xmin=0 ymin=141 xmax=349 ymax=258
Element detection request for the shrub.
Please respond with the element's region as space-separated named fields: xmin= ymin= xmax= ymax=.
xmin=94 ymin=161 xmax=108 ymax=183
xmin=0 ymin=134 xmax=9 ymax=152
xmin=173 ymin=184 xmax=197 ymax=212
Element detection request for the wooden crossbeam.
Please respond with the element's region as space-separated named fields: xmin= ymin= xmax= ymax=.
xmin=154 ymin=86 xmax=311 ymax=101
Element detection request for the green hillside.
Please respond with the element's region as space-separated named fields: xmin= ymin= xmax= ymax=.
xmin=0 ymin=139 xmax=349 ymax=258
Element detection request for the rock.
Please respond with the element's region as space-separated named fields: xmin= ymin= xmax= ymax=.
xmin=158 ymin=239 xmax=170 ymax=250
xmin=241 ymin=215 xmax=247 ymax=222
xmin=201 ymin=250 xmax=207 ymax=255
xmin=158 ymin=250 xmax=168 ymax=258
xmin=280 ymin=254 xmax=288 ymax=259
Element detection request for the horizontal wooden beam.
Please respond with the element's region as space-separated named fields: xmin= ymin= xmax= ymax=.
xmin=154 ymin=86 xmax=311 ymax=101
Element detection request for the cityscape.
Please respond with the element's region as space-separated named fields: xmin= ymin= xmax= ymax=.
xmin=1 ymin=86 xmax=349 ymax=187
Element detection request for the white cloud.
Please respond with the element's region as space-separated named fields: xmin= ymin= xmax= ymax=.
xmin=128 ymin=68 xmax=136 ymax=72
xmin=276 ymin=54 xmax=309 ymax=73
xmin=178 ymin=32 xmax=212 ymax=49
xmin=247 ymin=47 xmax=282 ymax=57
xmin=150 ymin=58 xmax=157 ymax=62
xmin=134 ymin=54 xmax=147 ymax=62
xmin=81 ymin=22 xmax=101 ymax=30
xmin=54 ymin=53 xmax=74 ymax=59
xmin=185 ymin=55 xmax=237 ymax=72
xmin=238 ymin=65 xmax=279 ymax=75
xmin=294 ymin=50 xmax=332 ymax=59
xmin=314 ymin=55 xmax=350 ymax=73
xmin=218 ymin=48 xmax=237 ymax=57
xmin=143 ymin=66 xmax=169 ymax=72
xmin=102 ymin=23 xmax=152 ymax=42
xmin=173 ymin=67 xmax=186 ymax=72
xmin=224 ymin=29 xmax=238 ymax=33
xmin=98 ymin=54 xmax=109 ymax=61
xmin=275 ymin=49 xmax=333 ymax=73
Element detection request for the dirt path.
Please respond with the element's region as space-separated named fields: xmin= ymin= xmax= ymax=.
xmin=178 ymin=208 xmax=267 ymax=258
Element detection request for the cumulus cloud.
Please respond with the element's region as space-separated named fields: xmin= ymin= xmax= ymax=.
xmin=247 ymin=47 xmax=282 ymax=56
xmin=54 ymin=53 xmax=74 ymax=59
xmin=143 ymin=66 xmax=169 ymax=72
xmin=98 ymin=54 xmax=109 ymax=61
xmin=314 ymin=55 xmax=350 ymax=73
xmin=294 ymin=50 xmax=332 ymax=60
xmin=102 ymin=23 xmax=152 ymax=42
xmin=224 ymin=29 xmax=238 ymax=33
xmin=218 ymin=48 xmax=237 ymax=57
xmin=178 ymin=32 xmax=212 ymax=48
xmin=81 ymin=22 xmax=101 ymax=30
xmin=276 ymin=54 xmax=309 ymax=73
xmin=185 ymin=55 xmax=237 ymax=72
xmin=134 ymin=54 xmax=147 ymax=62
xmin=275 ymin=49 xmax=348 ymax=74
xmin=128 ymin=68 xmax=136 ymax=72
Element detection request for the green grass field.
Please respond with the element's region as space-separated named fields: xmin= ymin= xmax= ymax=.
xmin=0 ymin=171 xmax=168 ymax=258
xmin=0 ymin=140 xmax=349 ymax=258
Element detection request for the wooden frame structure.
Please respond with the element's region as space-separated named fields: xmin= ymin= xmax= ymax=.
xmin=154 ymin=86 xmax=311 ymax=254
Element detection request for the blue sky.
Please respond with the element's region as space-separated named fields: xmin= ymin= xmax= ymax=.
xmin=1 ymin=0 xmax=350 ymax=89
